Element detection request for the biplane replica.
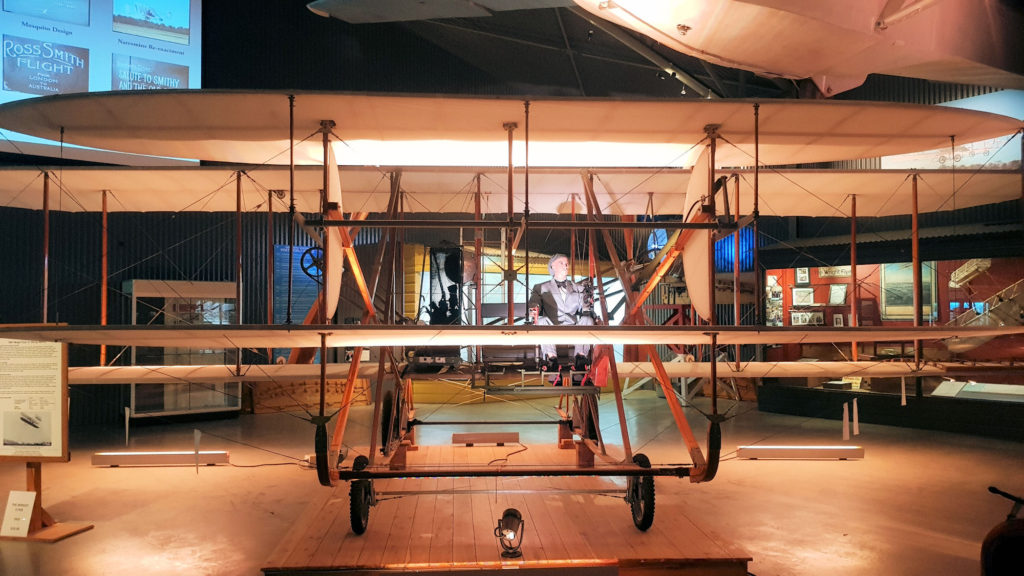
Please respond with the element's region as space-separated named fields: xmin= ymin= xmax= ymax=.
xmin=0 ymin=90 xmax=1022 ymax=537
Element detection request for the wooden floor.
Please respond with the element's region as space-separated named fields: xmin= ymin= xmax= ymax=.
xmin=262 ymin=442 xmax=750 ymax=575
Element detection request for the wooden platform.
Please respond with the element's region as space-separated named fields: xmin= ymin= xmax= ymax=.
xmin=262 ymin=443 xmax=750 ymax=575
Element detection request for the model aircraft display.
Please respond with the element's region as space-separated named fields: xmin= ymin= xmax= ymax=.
xmin=306 ymin=0 xmax=1024 ymax=96
xmin=1 ymin=89 xmax=1021 ymax=533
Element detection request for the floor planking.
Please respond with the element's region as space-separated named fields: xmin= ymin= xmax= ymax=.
xmin=262 ymin=441 xmax=750 ymax=575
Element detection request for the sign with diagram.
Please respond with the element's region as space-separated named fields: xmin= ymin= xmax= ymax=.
xmin=0 ymin=337 xmax=68 ymax=462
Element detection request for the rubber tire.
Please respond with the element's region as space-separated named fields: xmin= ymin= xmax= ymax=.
xmin=629 ymin=453 xmax=655 ymax=531
xmin=349 ymin=479 xmax=371 ymax=534
xmin=583 ymin=395 xmax=600 ymax=441
xmin=314 ymin=423 xmax=332 ymax=487
xmin=380 ymin=389 xmax=396 ymax=453
xmin=349 ymin=455 xmax=371 ymax=535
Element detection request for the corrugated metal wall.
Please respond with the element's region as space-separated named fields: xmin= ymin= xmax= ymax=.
xmin=838 ymin=77 xmax=1000 ymax=105
xmin=0 ymin=206 xmax=322 ymax=424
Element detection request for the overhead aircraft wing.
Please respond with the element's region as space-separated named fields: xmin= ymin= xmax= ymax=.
xmin=571 ymin=0 xmax=1024 ymax=95
xmin=306 ymin=1 xmax=1024 ymax=96
xmin=4 ymin=324 xmax=1023 ymax=349
xmin=615 ymin=360 xmax=1023 ymax=380
xmin=0 ymin=92 xmax=1018 ymax=167
xmin=65 ymin=359 xmax=1022 ymax=386
xmin=1 ymin=165 xmax=1018 ymax=218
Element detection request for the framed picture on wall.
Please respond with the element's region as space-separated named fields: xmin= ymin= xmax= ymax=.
xmin=833 ymin=313 xmax=844 ymax=326
xmin=791 ymin=311 xmax=824 ymax=325
xmin=795 ymin=267 xmax=810 ymax=285
xmin=792 ymin=287 xmax=815 ymax=306
xmin=828 ymin=283 xmax=847 ymax=305
xmin=881 ymin=262 xmax=937 ymax=320
xmin=766 ymin=275 xmax=783 ymax=301
xmin=818 ymin=266 xmax=851 ymax=278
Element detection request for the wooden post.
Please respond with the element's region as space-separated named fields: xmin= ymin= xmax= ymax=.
xmin=26 ymin=462 xmax=49 ymax=533
xmin=503 ymin=121 xmax=517 ymax=326
xmin=100 ymin=190 xmax=108 ymax=366
xmin=733 ymin=175 xmax=741 ymax=370
xmin=42 ymin=171 xmax=49 ymax=323
xmin=850 ymin=194 xmax=858 ymax=361
xmin=474 ymin=175 xmax=483 ymax=363
xmin=752 ymin=103 xmax=761 ymax=327
xmin=236 ymin=171 xmax=243 ymax=374
xmin=706 ymin=129 xmax=717 ymax=326
xmin=267 ymin=189 xmax=276 ymax=363
xmin=912 ymin=173 xmax=922 ymax=370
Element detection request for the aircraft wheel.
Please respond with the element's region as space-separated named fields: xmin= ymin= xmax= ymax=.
xmin=314 ymin=422 xmax=332 ymax=487
xmin=381 ymin=385 xmax=404 ymax=453
xmin=300 ymin=246 xmax=324 ymax=284
xmin=380 ymin=390 xmax=394 ymax=452
xmin=583 ymin=394 xmax=600 ymax=441
xmin=349 ymin=455 xmax=372 ymax=534
xmin=627 ymin=453 xmax=655 ymax=531
xmin=350 ymin=480 xmax=372 ymax=534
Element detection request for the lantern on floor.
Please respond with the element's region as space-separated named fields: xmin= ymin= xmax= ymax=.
xmin=494 ymin=508 xmax=524 ymax=558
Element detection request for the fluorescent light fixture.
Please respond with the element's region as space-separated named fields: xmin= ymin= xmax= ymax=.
xmin=91 ymin=451 xmax=230 ymax=467
xmin=737 ymin=445 xmax=864 ymax=460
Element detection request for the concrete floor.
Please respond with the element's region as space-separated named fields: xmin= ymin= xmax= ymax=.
xmin=1 ymin=390 xmax=1020 ymax=576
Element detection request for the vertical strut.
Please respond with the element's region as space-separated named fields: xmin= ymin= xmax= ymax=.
xmin=100 ymin=190 xmax=108 ymax=366
xmin=911 ymin=173 xmax=922 ymax=370
xmin=850 ymin=195 xmax=858 ymax=361
xmin=503 ymin=121 xmax=517 ymax=326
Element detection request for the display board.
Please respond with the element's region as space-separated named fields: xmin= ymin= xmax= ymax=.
xmin=0 ymin=0 xmax=203 ymax=163
xmin=0 ymin=337 xmax=68 ymax=463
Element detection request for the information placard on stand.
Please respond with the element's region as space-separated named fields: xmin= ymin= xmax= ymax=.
xmin=0 ymin=335 xmax=92 ymax=542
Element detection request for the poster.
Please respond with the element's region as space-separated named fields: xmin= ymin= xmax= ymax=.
xmin=0 ymin=338 xmax=67 ymax=461
xmin=112 ymin=0 xmax=191 ymax=46
xmin=2 ymin=34 xmax=89 ymax=95
xmin=818 ymin=266 xmax=851 ymax=278
xmin=3 ymin=0 xmax=90 ymax=26
xmin=880 ymin=262 xmax=937 ymax=320
xmin=111 ymin=53 xmax=187 ymax=89
xmin=795 ymin=267 xmax=810 ymax=285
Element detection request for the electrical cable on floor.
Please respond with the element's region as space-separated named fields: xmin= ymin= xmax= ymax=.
xmin=191 ymin=428 xmax=307 ymax=464
xmin=487 ymin=442 xmax=528 ymax=467
xmin=230 ymin=461 xmax=305 ymax=468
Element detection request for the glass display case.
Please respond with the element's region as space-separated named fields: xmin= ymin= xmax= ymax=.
xmin=125 ymin=279 xmax=241 ymax=417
